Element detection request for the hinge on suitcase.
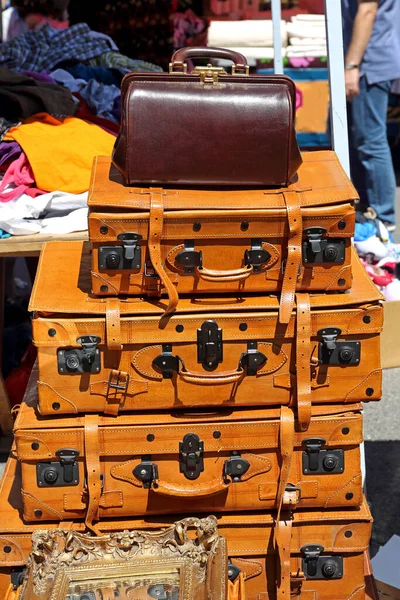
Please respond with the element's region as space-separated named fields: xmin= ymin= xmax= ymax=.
xmin=244 ymin=239 xmax=271 ymax=272
xmin=58 ymin=336 xmax=101 ymax=375
xmin=36 ymin=448 xmax=80 ymax=487
xmin=317 ymin=328 xmax=360 ymax=365
xmin=11 ymin=568 xmax=26 ymax=591
xmin=98 ymin=232 xmax=142 ymax=271
xmin=228 ymin=561 xmax=241 ymax=583
xmin=148 ymin=585 xmax=176 ymax=600
xmin=301 ymin=545 xmax=343 ymax=580
xmin=302 ymin=438 xmax=344 ymax=474
xmin=175 ymin=240 xmax=202 ymax=274
xmin=197 ymin=320 xmax=223 ymax=371
xmin=302 ymin=227 xmax=345 ymax=264
xmin=133 ymin=456 xmax=159 ymax=489
xmin=223 ymin=452 xmax=250 ymax=482
xmin=239 ymin=342 xmax=267 ymax=375
xmin=152 ymin=344 xmax=182 ymax=378
xmin=179 ymin=433 xmax=204 ymax=480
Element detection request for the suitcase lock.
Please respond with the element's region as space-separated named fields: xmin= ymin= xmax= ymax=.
xmin=57 ymin=336 xmax=101 ymax=375
xmin=98 ymin=232 xmax=142 ymax=271
xmin=36 ymin=449 xmax=80 ymax=487
xmin=179 ymin=433 xmax=204 ymax=480
xmin=302 ymin=438 xmax=344 ymax=474
xmin=301 ymin=545 xmax=343 ymax=580
xmin=197 ymin=320 xmax=223 ymax=371
xmin=317 ymin=328 xmax=360 ymax=366
xmin=302 ymin=227 xmax=345 ymax=264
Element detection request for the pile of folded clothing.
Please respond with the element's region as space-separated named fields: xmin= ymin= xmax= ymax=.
xmin=0 ymin=22 xmax=163 ymax=238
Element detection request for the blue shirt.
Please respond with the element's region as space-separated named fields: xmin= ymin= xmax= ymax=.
xmin=342 ymin=0 xmax=400 ymax=84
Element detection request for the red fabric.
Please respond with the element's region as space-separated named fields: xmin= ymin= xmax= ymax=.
xmin=5 ymin=344 xmax=37 ymax=408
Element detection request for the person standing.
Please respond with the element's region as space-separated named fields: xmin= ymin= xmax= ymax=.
xmin=342 ymin=0 xmax=400 ymax=231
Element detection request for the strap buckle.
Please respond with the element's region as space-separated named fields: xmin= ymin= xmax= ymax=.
xmin=107 ymin=370 xmax=130 ymax=392
xmin=284 ymin=483 xmax=302 ymax=506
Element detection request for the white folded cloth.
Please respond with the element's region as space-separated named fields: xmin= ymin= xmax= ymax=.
xmin=287 ymin=23 xmax=326 ymax=40
xmin=286 ymin=47 xmax=327 ymax=57
xmin=291 ymin=14 xmax=325 ymax=22
xmin=0 ymin=191 xmax=88 ymax=235
xmin=208 ymin=19 xmax=288 ymax=48
xmin=290 ymin=37 xmax=326 ymax=46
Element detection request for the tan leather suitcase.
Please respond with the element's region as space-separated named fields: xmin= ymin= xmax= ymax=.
xmin=14 ymin=382 xmax=364 ymax=524
xmin=89 ymin=151 xmax=357 ymax=322
xmin=0 ymin=454 xmax=373 ymax=600
xmin=30 ymin=241 xmax=382 ymax=427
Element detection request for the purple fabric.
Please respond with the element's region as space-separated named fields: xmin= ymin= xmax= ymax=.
xmin=21 ymin=71 xmax=57 ymax=85
xmin=0 ymin=141 xmax=22 ymax=167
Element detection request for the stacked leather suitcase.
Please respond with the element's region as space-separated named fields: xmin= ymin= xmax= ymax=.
xmin=0 ymin=48 xmax=383 ymax=600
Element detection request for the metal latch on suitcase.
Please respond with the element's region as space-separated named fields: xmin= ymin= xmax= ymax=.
xmin=301 ymin=545 xmax=343 ymax=580
xmin=175 ymin=239 xmax=271 ymax=274
xmin=179 ymin=433 xmax=204 ymax=480
xmin=98 ymin=232 xmax=142 ymax=271
xmin=223 ymin=452 xmax=250 ymax=482
xmin=302 ymin=227 xmax=345 ymax=264
xmin=133 ymin=456 xmax=159 ymax=489
xmin=317 ymin=328 xmax=360 ymax=365
xmin=302 ymin=438 xmax=344 ymax=474
xmin=11 ymin=568 xmax=27 ymax=592
xmin=197 ymin=320 xmax=223 ymax=371
xmin=227 ymin=561 xmax=241 ymax=583
xmin=36 ymin=448 xmax=80 ymax=487
xmin=57 ymin=335 xmax=101 ymax=375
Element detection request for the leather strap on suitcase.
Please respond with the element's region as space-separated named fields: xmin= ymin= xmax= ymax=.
xmin=275 ymin=511 xmax=293 ymax=600
xmin=296 ymin=293 xmax=312 ymax=431
xmin=279 ymin=192 xmax=303 ymax=324
xmin=84 ymin=415 xmax=101 ymax=535
xmin=149 ymin=189 xmax=179 ymax=316
xmin=142 ymin=189 xmax=307 ymax=322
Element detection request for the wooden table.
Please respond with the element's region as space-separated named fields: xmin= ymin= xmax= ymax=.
xmin=0 ymin=231 xmax=88 ymax=435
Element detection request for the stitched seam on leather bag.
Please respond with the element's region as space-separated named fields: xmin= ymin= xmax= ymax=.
xmin=231 ymin=558 xmax=263 ymax=580
xmin=91 ymin=271 xmax=120 ymax=294
xmin=38 ymin=381 xmax=79 ymax=413
xmin=325 ymin=265 xmax=351 ymax=290
xmin=344 ymin=370 xmax=381 ymax=401
xmin=346 ymin=584 xmax=366 ymax=600
xmin=32 ymin=311 xmax=381 ymax=333
xmin=132 ymin=346 xmax=163 ymax=379
xmin=323 ymin=473 xmax=362 ymax=507
xmin=21 ymin=490 xmax=63 ymax=520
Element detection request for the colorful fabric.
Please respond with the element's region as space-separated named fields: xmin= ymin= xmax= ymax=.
xmin=4 ymin=113 xmax=115 ymax=193
xmin=0 ymin=141 xmax=22 ymax=167
xmin=88 ymin=52 xmax=163 ymax=75
xmin=0 ymin=152 xmax=44 ymax=202
xmin=0 ymin=23 xmax=115 ymax=73
xmin=0 ymin=67 xmax=77 ymax=120
xmin=79 ymin=80 xmax=120 ymax=123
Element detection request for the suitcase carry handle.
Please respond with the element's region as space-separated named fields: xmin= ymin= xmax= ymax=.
xmin=170 ymin=46 xmax=248 ymax=72
xmin=197 ymin=265 xmax=253 ymax=283
xmin=153 ymin=477 xmax=230 ymax=498
xmin=179 ymin=367 xmax=245 ymax=385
